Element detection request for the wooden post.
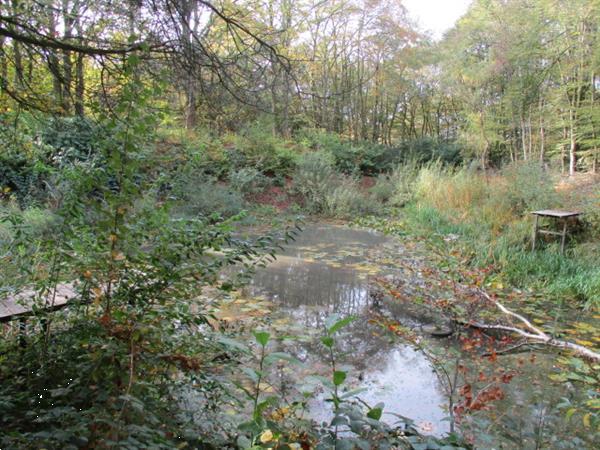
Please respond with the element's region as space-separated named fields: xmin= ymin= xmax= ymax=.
xmin=560 ymin=219 xmax=568 ymax=255
xmin=531 ymin=214 xmax=539 ymax=251
xmin=18 ymin=317 xmax=27 ymax=348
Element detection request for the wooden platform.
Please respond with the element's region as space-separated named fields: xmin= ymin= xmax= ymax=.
xmin=531 ymin=209 xmax=582 ymax=219
xmin=530 ymin=210 xmax=582 ymax=254
xmin=0 ymin=283 xmax=77 ymax=322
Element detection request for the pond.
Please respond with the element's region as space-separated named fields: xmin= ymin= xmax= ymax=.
xmin=240 ymin=223 xmax=595 ymax=448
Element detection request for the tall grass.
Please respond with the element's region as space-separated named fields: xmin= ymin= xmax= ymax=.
xmin=404 ymin=161 xmax=599 ymax=308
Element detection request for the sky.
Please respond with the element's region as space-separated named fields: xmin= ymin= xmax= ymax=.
xmin=404 ymin=0 xmax=472 ymax=40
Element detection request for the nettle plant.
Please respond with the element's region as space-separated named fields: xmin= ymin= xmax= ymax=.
xmin=0 ymin=56 xmax=298 ymax=449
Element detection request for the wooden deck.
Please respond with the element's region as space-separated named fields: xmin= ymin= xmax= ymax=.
xmin=0 ymin=283 xmax=77 ymax=322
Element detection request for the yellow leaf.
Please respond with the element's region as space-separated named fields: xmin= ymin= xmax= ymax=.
xmin=583 ymin=413 xmax=591 ymax=428
xmin=111 ymin=251 xmax=125 ymax=261
xmin=260 ymin=429 xmax=274 ymax=443
xmin=92 ymin=287 xmax=103 ymax=305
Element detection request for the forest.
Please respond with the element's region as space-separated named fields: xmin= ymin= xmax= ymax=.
xmin=0 ymin=0 xmax=599 ymax=448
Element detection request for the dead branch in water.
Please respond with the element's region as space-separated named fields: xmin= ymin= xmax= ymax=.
xmin=471 ymin=289 xmax=600 ymax=362
xmin=374 ymin=270 xmax=600 ymax=362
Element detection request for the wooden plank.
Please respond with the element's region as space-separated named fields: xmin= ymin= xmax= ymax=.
xmin=0 ymin=283 xmax=76 ymax=322
xmin=531 ymin=209 xmax=582 ymax=218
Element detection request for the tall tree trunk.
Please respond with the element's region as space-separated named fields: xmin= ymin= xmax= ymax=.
xmin=0 ymin=35 xmax=7 ymax=95
xmin=74 ymin=53 xmax=84 ymax=116
xmin=61 ymin=0 xmax=75 ymax=114
xmin=569 ymin=108 xmax=577 ymax=176
xmin=180 ymin=0 xmax=196 ymax=130
xmin=46 ymin=9 xmax=63 ymax=107
xmin=590 ymin=72 xmax=598 ymax=174
xmin=561 ymin=126 xmax=567 ymax=175
xmin=520 ymin=114 xmax=527 ymax=160
xmin=539 ymin=98 xmax=545 ymax=163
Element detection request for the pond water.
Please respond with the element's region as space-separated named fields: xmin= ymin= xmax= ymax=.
xmin=240 ymin=223 xmax=596 ymax=448
xmin=243 ymin=224 xmax=450 ymax=435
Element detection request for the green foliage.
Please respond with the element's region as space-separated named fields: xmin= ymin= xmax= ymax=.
xmin=229 ymin=167 xmax=270 ymax=195
xmin=227 ymin=124 xmax=299 ymax=176
xmin=322 ymin=177 xmax=363 ymax=217
xmin=292 ymin=152 xmax=336 ymax=213
xmin=0 ymin=115 xmax=52 ymax=204
xmin=292 ymin=152 xmax=379 ymax=218
xmin=296 ymin=129 xmax=461 ymax=175
xmin=41 ymin=116 xmax=105 ymax=167
xmin=385 ymin=161 xmax=422 ymax=207
xmin=171 ymin=165 xmax=246 ymax=219
xmin=398 ymin=162 xmax=599 ymax=308
xmin=0 ymin=63 xmax=299 ymax=449
xmin=369 ymin=174 xmax=396 ymax=204
xmin=500 ymin=161 xmax=560 ymax=213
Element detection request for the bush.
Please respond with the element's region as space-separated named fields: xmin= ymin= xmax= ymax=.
xmin=0 ymin=115 xmax=52 ymax=204
xmin=369 ymin=174 xmax=396 ymax=204
xmin=197 ymin=126 xmax=300 ymax=179
xmin=41 ymin=116 xmax=105 ymax=167
xmin=293 ymin=151 xmax=380 ymax=217
xmin=292 ymin=152 xmax=336 ymax=213
xmin=401 ymin=137 xmax=462 ymax=166
xmin=172 ymin=167 xmax=245 ymax=219
xmin=229 ymin=167 xmax=269 ymax=194
xmin=236 ymin=124 xmax=299 ymax=175
xmin=296 ymin=129 xmax=462 ymax=175
xmin=324 ymin=177 xmax=377 ymax=217
xmin=387 ymin=160 xmax=421 ymax=207
xmin=500 ymin=161 xmax=559 ymax=213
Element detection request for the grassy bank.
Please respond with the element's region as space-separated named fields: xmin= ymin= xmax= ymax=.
xmin=357 ymin=162 xmax=600 ymax=309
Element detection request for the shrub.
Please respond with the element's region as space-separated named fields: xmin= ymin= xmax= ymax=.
xmin=0 ymin=115 xmax=52 ymax=204
xmin=237 ymin=124 xmax=299 ymax=175
xmin=229 ymin=167 xmax=269 ymax=194
xmin=402 ymin=137 xmax=462 ymax=165
xmin=292 ymin=152 xmax=336 ymax=213
xmin=387 ymin=160 xmax=421 ymax=207
xmin=500 ymin=161 xmax=559 ymax=214
xmin=324 ymin=177 xmax=376 ymax=217
xmin=41 ymin=116 xmax=105 ymax=168
xmin=369 ymin=174 xmax=396 ymax=204
xmin=172 ymin=167 xmax=245 ymax=219
xmin=292 ymin=152 xmax=381 ymax=217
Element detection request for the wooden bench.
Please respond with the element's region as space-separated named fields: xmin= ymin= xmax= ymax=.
xmin=531 ymin=210 xmax=582 ymax=254
xmin=1 ymin=283 xmax=77 ymax=345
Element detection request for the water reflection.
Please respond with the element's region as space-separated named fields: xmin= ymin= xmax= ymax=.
xmin=243 ymin=224 xmax=450 ymax=435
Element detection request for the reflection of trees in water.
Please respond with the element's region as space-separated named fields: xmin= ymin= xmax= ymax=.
xmin=246 ymin=260 xmax=368 ymax=320
xmin=245 ymin=260 xmax=397 ymax=371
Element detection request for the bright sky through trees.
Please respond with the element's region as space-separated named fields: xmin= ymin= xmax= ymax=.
xmin=404 ymin=0 xmax=472 ymax=39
